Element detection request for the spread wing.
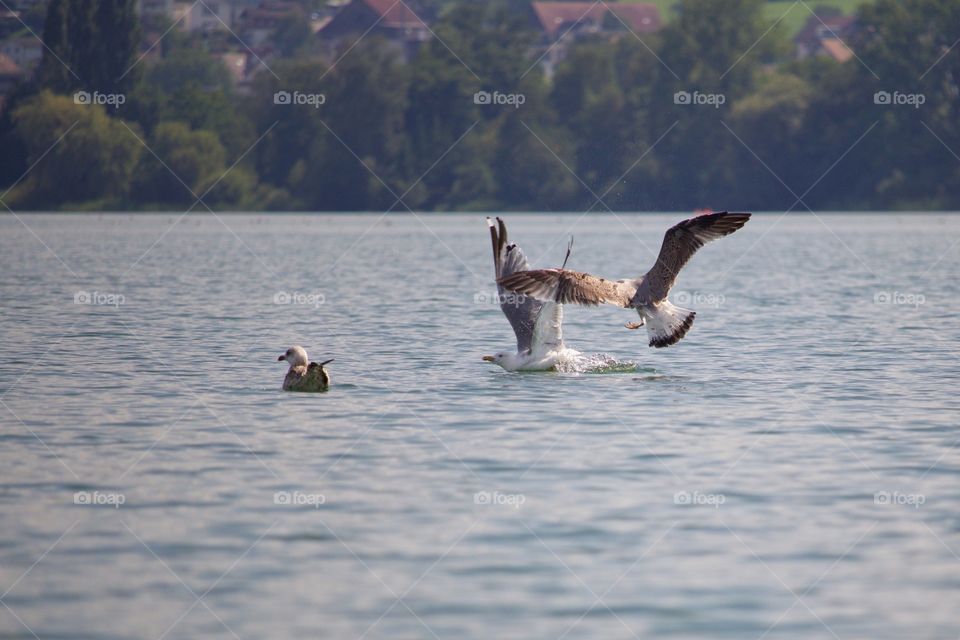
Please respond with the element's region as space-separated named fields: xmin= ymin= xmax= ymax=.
xmin=488 ymin=217 xmax=562 ymax=353
xmin=498 ymin=268 xmax=635 ymax=307
xmin=531 ymin=297 xmax=563 ymax=353
xmin=642 ymin=211 xmax=751 ymax=301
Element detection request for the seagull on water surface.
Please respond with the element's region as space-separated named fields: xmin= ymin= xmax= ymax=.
xmin=482 ymin=217 xmax=581 ymax=371
xmin=498 ymin=212 xmax=751 ymax=349
xmin=278 ymin=346 xmax=333 ymax=391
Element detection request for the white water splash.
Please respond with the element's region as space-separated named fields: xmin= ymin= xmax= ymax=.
xmin=554 ymin=353 xmax=642 ymax=374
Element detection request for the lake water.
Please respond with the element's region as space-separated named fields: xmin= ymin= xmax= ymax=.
xmin=1 ymin=212 xmax=958 ymax=639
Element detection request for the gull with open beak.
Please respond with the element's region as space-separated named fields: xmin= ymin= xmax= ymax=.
xmin=482 ymin=217 xmax=580 ymax=371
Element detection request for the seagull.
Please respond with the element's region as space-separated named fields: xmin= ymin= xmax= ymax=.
xmin=482 ymin=217 xmax=580 ymax=371
xmin=278 ymin=346 xmax=333 ymax=391
xmin=498 ymin=212 xmax=751 ymax=348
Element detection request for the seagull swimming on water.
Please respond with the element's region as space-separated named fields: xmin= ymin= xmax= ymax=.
xmin=498 ymin=212 xmax=751 ymax=349
xmin=278 ymin=346 xmax=333 ymax=391
xmin=482 ymin=217 xmax=580 ymax=371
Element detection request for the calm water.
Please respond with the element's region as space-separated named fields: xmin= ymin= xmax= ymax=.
xmin=1 ymin=213 xmax=958 ymax=640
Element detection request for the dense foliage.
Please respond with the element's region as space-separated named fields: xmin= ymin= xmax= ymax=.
xmin=0 ymin=0 xmax=957 ymax=211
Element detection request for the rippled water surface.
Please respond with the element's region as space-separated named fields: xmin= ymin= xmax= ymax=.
xmin=1 ymin=213 xmax=959 ymax=639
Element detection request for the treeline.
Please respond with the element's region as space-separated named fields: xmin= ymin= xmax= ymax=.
xmin=0 ymin=0 xmax=958 ymax=211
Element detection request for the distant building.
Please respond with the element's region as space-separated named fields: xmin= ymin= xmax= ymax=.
xmin=795 ymin=14 xmax=857 ymax=62
xmin=138 ymin=0 xmax=262 ymax=33
xmin=238 ymin=1 xmax=302 ymax=46
xmin=0 ymin=36 xmax=42 ymax=72
xmin=0 ymin=7 xmax=20 ymax=35
xmin=172 ymin=0 xmax=236 ymax=32
xmin=317 ymin=0 xmax=430 ymax=61
xmin=219 ymin=50 xmax=261 ymax=92
xmin=137 ymin=0 xmax=175 ymax=19
xmin=531 ymin=2 xmax=661 ymax=40
xmin=529 ymin=2 xmax=662 ymax=75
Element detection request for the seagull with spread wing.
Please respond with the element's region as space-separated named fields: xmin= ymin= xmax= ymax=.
xmin=497 ymin=212 xmax=751 ymax=349
xmin=482 ymin=217 xmax=580 ymax=371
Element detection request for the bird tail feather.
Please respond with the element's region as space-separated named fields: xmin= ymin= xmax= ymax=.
xmin=645 ymin=301 xmax=696 ymax=348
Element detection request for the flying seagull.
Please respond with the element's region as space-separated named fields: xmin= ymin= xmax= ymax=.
xmin=498 ymin=212 xmax=751 ymax=349
xmin=278 ymin=345 xmax=333 ymax=391
xmin=482 ymin=217 xmax=580 ymax=371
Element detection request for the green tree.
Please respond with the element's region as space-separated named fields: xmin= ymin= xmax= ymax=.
xmin=37 ymin=0 xmax=141 ymax=102
xmin=274 ymin=12 xmax=314 ymax=58
xmin=651 ymin=0 xmax=782 ymax=209
xmin=132 ymin=122 xmax=227 ymax=206
xmin=93 ymin=0 xmax=142 ymax=98
xmin=9 ymin=91 xmax=141 ymax=207
xmin=126 ymin=48 xmax=253 ymax=158
xmin=37 ymin=0 xmax=71 ymax=93
xmin=403 ymin=35 xmax=485 ymax=209
xmin=494 ymin=113 xmax=580 ymax=211
xmin=64 ymin=0 xmax=97 ymax=88
xmin=728 ymin=71 xmax=814 ymax=210
xmin=551 ymin=40 xmax=639 ymax=197
xmin=853 ymin=0 xmax=960 ymax=208
xmin=253 ymin=38 xmax=409 ymax=210
xmin=247 ymin=58 xmax=328 ymax=198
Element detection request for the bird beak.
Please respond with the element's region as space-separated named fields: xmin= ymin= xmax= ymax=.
xmin=278 ymin=355 xmax=285 ymax=361
xmin=482 ymin=355 xmax=495 ymax=362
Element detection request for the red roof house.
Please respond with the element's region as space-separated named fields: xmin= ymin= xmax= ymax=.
xmin=318 ymin=0 xmax=429 ymax=59
xmin=530 ymin=2 xmax=662 ymax=39
xmin=795 ymin=14 xmax=857 ymax=60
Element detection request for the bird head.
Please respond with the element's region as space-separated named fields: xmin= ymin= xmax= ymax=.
xmin=482 ymin=352 xmax=510 ymax=368
xmin=278 ymin=346 xmax=308 ymax=367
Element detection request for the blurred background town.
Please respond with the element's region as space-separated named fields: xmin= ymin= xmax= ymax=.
xmin=0 ymin=0 xmax=956 ymax=211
